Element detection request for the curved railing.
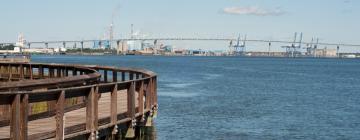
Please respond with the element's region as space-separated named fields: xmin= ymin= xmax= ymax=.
xmin=0 ymin=62 xmax=158 ymax=139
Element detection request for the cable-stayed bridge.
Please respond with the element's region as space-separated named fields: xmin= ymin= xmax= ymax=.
xmin=1 ymin=38 xmax=360 ymax=47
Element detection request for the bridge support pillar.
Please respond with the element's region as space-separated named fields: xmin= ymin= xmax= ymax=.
xmin=63 ymin=42 xmax=66 ymax=49
xmin=81 ymin=41 xmax=84 ymax=55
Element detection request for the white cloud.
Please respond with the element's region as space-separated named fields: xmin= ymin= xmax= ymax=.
xmin=223 ymin=6 xmax=285 ymax=16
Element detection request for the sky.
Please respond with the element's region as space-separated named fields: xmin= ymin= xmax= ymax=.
xmin=1 ymin=0 xmax=359 ymax=51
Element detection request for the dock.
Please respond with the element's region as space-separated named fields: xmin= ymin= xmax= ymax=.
xmin=0 ymin=62 xmax=158 ymax=139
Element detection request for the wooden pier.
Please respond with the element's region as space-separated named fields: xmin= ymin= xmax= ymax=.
xmin=0 ymin=62 xmax=158 ymax=140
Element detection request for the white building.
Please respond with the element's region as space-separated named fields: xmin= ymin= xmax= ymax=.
xmin=15 ymin=33 xmax=26 ymax=48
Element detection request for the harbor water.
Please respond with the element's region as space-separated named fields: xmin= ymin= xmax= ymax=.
xmin=32 ymin=55 xmax=360 ymax=140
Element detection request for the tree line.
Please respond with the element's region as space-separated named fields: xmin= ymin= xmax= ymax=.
xmin=0 ymin=44 xmax=15 ymax=50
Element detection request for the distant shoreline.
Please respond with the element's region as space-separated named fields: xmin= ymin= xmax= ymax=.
xmin=30 ymin=53 xmax=360 ymax=59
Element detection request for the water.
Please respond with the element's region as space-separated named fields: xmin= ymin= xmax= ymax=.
xmin=32 ymin=55 xmax=360 ymax=140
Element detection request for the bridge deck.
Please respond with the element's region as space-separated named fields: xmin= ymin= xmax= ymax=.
xmin=0 ymin=90 xmax=138 ymax=139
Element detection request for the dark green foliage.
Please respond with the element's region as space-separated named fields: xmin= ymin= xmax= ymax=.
xmin=0 ymin=44 xmax=16 ymax=50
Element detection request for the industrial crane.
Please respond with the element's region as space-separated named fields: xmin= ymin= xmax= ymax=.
xmin=231 ymin=34 xmax=247 ymax=56
xmin=282 ymin=32 xmax=303 ymax=57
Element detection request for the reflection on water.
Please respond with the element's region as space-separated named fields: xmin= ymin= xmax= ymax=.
xmin=157 ymin=90 xmax=200 ymax=98
xmin=137 ymin=125 xmax=157 ymax=140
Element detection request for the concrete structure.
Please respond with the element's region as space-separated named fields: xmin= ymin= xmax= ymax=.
xmin=116 ymin=40 xmax=129 ymax=54
xmin=0 ymin=47 xmax=21 ymax=54
xmin=23 ymin=48 xmax=55 ymax=54
xmin=314 ymin=48 xmax=337 ymax=58
xmin=245 ymin=51 xmax=287 ymax=57
xmin=54 ymin=47 xmax=67 ymax=53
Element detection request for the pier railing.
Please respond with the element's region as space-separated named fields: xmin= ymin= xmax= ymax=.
xmin=0 ymin=62 xmax=158 ymax=139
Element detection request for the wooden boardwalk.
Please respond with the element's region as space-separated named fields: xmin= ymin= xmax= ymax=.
xmin=0 ymin=90 xmax=139 ymax=139
xmin=0 ymin=63 xmax=157 ymax=139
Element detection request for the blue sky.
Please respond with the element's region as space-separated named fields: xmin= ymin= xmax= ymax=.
xmin=1 ymin=0 xmax=359 ymax=51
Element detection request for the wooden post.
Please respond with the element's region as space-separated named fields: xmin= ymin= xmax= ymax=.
xmin=144 ymin=78 xmax=153 ymax=127
xmin=86 ymin=87 xmax=95 ymax=131
xmin=8 ymin=65 xmax=12 ymax=81
xmin=145 ymin=79 xmax=152 ymax=110
xmin=94 ymin=86 xmax=99 ymax=131
xmin=39 ymin=65 xmax=43 ymax=79
xmin=20 ymin=94 xmax=28 ymax=140
xmin=130 ymin=72 xmax=134 ymax=80
xmin=152 ymin=77 xmax=158 ymax=118
xmin=19 ymin=64 xmax=24 ymax=80
xmin=10 ymin=94 xmax=20 ymax=140
xmin=86 ymin=86 xmax=99 ymax=140
xmin=127 ymin=82 xmax=135 ymax=118
xmin=138 ymin=81 xmax=144 ymax=117
xmin=113 ymin=71 xmax=117 ymax=82
xmin=154 ymin=77 xmax=157 ymax=105
xmin=111 ymin=84 xmax=117 ymax=125
xmin=121 ymin=72 xmax=125 ymax=81
xmin=57 ymin=67 xmax=61 ymax=78
xmin=29 ymin=65 xmax=33 ymax=80
xmin=125 ymin=82 xmax=136 ymax=138
xmin=65 ymin=68 xmax=69 ymax=76
xmin=0 ymin=65 xmax=2 ymax=78
xmin=72 ymin=68 xmax=77 ymax=76
xmin=104 ymin=70 xmax=108 ymax=82
xmin=110 ymin=84 xmax=118 ymax=138
xmin=62 ymin=68 xmax=66 ymax=77
xmin=25 ymin=66 xmax=29 ymax=79
xmin=152 ymin=78 xmax=155 ymax=106
xmin=49 ymin=68 xmax=54 ymax=78
xmin=55 ymin=91 xmax=65 ymax=140
xmin=136 ymin=73 xmax=139 ymax=79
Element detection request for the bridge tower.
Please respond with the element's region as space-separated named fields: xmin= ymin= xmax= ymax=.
xmin=314 ymin=38 xmax=319 ymax=57
xmin=80 ymin=41 xmax=84 ymax=55
xmin=45 ymin=42 xmax=49 ymax=49
xmin=268 ymin=42 xmax=272 ymax=56
xmin=228 ymin=40 xmax=234 ymax=56
xmin=306 ymin=37 xmax=314 ymax=56
xmin=154 ymin=40 xmax=158 ymax=54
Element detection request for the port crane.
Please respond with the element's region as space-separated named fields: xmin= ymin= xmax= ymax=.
xmin=229 ymin=34 xmax=246 ymax=56
xmin=282 ymin=32 xmax=303 ymax=57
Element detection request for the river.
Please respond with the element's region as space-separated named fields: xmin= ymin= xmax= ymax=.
xmin=32 ymin=55 xmax=360 ymax=140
